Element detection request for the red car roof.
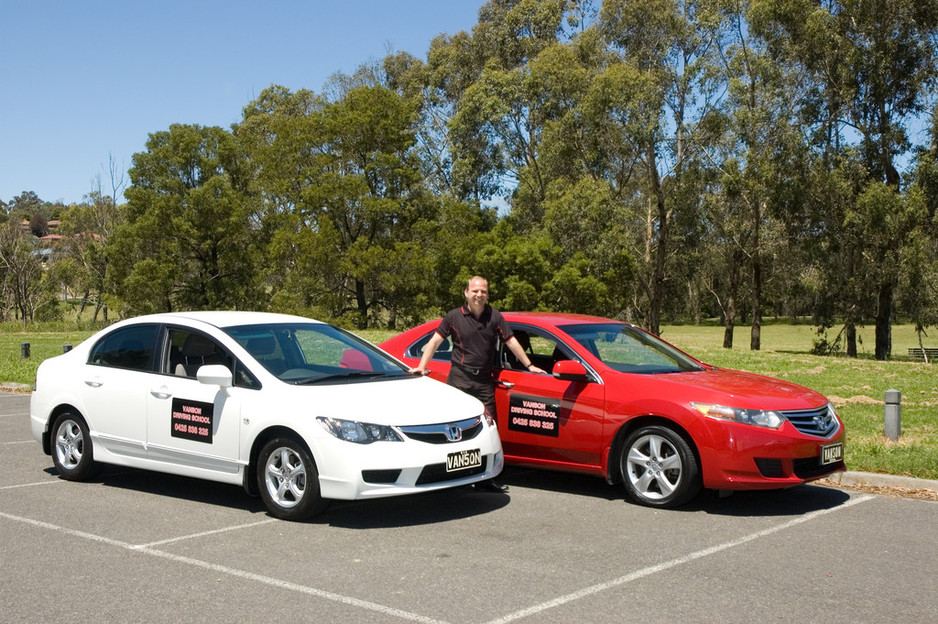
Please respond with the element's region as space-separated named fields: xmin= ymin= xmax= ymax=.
xmin=502 ymin=311 xmax=627 ymax=326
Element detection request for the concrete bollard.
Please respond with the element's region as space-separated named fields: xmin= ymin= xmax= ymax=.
xmin=21 ymin=342 xmax=30 ymax=358
xmin=884 ymin=389 xmax=901 ymax=442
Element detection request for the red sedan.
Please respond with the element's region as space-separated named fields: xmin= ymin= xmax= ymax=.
xmin=380 ymin=313 xmax=845 ymax=508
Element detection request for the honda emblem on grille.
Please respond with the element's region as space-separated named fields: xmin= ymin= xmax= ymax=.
xmin=813 ymin=413 xmax=832 ymax=431
xmin=445 ymin=424 xmax=463 ymax=441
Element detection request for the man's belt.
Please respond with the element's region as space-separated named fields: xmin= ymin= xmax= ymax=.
xmin=452 ymin=362 xmax=489 ymax=376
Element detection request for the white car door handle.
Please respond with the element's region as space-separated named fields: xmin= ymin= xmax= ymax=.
xmin=150 ymin=388 xmax=171 ymax=400
xmin=84 ymin=380 xmax=102 ymax=388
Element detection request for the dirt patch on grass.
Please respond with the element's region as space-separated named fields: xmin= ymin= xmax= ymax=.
xmin=0 ymin=383 xmax=31 ymax=393
xmin=819 ymin=479 xmax=937 ymax=502
xmin=828 ymin=395 xmax=882 ymax=406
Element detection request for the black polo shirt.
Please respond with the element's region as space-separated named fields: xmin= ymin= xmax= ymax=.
xmin=435 ymin=304 xmax=513 ymax=372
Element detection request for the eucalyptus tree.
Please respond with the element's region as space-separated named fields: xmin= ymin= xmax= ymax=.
xmin=0 ymin=218 xmax=48 ymax=324
xmin=109 ymin=124 xmax=261 ymax=314
xmin=384 ymin=1 xmax=590 ymax=313
xmin=430 ymin=0 xmax=576 ymax=211
xmin=753 ymin=0 xmax=938 ymax=358
xmin=239 ymin=82 xmax=436 ymax=328
xmin=7 ymin=191 xmax=44 ymax=221
xmin=598 ymin=0 xmax=727 ymax=335
xmin=698 ymin=0 xmax=810 ymax=348
xmin=57 ymin=191 xmax=124 ymax=321
xmin=503 ymin=32 xmax=639 ymax=316
xmin=237 ymin=84 xmax=333 ymax=313
xmin=899 ymin=120 xmax=938 ymax=355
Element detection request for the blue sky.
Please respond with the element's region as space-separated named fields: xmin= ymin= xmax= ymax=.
xmin=0 ymin=0 xmax=484 ymax=206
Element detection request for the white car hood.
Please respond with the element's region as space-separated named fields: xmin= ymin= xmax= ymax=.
xmin=290 ymin=375 xmax=484 ymax=426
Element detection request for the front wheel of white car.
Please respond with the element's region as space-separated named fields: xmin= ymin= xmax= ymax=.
xmin=620 ymin=425 xmax=700 ymax=508
xmin=257 ymin=437 xmax=328 ymax=521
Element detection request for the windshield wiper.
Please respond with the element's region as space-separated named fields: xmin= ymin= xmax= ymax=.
xmin=292 ymin=371 xmax=389 ymax=385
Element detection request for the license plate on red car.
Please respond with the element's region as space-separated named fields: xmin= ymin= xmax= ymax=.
xmin=821 ymin=443 xmax=843 ymax=465
xmin=446 ymin=449 xmax=482 ymax=472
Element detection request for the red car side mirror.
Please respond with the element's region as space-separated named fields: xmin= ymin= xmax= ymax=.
xmin=552 ymin=360 xmax=591 ymax=382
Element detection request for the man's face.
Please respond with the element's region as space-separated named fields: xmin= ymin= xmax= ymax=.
xmin=465 ymin=279 xmax=489 ymax=307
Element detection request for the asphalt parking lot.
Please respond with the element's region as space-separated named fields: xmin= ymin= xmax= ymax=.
xmin=2 ymin=391 xmax=936 ymax=623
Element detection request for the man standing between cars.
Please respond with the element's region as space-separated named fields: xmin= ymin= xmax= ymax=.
xmin=411 ymin=275 xmax=546 ymax=492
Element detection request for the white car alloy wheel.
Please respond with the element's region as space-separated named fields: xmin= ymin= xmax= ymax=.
xmin=265 ymin=445 xmax=306 ymax=507
xmin=51 ymin=413 xmax=97 ymax=481
xmin=257 ymin=437 xmax=328 ymax=521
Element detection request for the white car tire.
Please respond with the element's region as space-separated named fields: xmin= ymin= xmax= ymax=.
xmin=51 ymin=412 xmax=98 ymax=481
xmin=257 ymin=436 xmax=328 ymax=521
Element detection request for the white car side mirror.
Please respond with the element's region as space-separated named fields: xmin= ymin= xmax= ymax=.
xmin=196 ymin=364 xmax=233 ymax=388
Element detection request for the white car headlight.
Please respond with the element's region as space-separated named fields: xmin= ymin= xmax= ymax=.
xmin=317 ymin=417 xmax=403 ymax=443
xmin=692 ymin=403 xmax=786 ymax=430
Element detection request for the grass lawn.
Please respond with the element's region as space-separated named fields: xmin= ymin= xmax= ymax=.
xmin=4 ymin=320 xmax=936 ymax=480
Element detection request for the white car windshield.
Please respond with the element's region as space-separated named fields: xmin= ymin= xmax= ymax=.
xmin=224 ymin=323 xmax=409 ymax=384
xmin=560 ymin=323 xmax=703 ymax=374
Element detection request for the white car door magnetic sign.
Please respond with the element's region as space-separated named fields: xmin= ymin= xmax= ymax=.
xmin=171 ymin=398 xmax=214 ymax=443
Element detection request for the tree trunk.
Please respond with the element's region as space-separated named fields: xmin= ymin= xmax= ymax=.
xmin=723 ymin=248 xmax=742 ymax=349
xmin=875 ymin=281 xmax=894 ymax=360
xmin=846 ymin=321 xmax=857 ymax=358
xmin=750 ymin=201 xmax=763 ymax=351
xmin=78 ymin=290 xmax=90 ymax=317
xmin=723 ymin=297 xmax=736 ymax=349
xmin=355 ymin=279 xmax=369 ymax=329
xmin=646 ymin=144 xmax=667 ymax=336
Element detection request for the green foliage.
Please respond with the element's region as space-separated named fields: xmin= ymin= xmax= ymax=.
xmin=238 ymin=82 xmax=439 ymax=328
xmin=109 ymin=124 xmax=262 ymax=315
xmin=5 ymin=0 xmax=938 ymax=356
xmin=0 ymin=219 xmax=54 ymax=325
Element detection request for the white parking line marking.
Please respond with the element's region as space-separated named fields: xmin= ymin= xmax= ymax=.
xmin=136 ymin=547 xmax=452 ymax=624
xmin=0 ymin=495 xmax=876 ymax=624
xmin=0 ymin=480 xmax=64 ymax=491
xmin=485 ymin=494 xmax=876 ymax=624
xmin=0 ymin=439 xmax=35 ymax=445
xmin=0 ymin=510 xmax=451 ymax=624
xmin=134 ymin=518 xmax=279 ymax=548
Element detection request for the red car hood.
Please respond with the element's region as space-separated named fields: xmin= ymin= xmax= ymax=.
xmin=637 ymin=366 xmax=828 ymax=410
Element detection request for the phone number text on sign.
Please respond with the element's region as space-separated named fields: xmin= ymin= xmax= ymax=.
xmin=508 ymin=394 xmax=560 ymax=437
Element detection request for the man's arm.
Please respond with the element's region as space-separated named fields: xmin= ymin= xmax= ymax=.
xmin=410 ymin=332 xmax=445 ymax=374
xmin=505 ymin=336 xmax=547 ymax=374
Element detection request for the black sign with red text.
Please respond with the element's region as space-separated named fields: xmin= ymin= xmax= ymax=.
xmin=171 ymin=398 xmax=214 ymax=443
xmin=508 ymin=394 xmax=560 ymax=437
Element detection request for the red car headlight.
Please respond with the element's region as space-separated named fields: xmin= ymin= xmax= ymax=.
xmin=692 ymin=403 xmax=785 ymax=430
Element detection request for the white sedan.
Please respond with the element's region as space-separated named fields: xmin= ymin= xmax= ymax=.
xmin=31 ymin=311 xmax=503 ymax=520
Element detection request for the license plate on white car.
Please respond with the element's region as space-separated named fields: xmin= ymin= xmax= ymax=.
xmin=446 ymin=449 xmax=482 ymax=472
xmin=821 ymin=442 xmax=843 ymax=465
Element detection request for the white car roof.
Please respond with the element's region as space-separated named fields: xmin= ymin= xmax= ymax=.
xmin=122 ymin=310 xmax=326 ymax=329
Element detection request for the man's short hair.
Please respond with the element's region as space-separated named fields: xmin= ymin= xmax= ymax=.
xmin=466 ymin=276 xmax=489 ymax=290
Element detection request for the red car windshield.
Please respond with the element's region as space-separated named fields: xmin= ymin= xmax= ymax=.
xmin=559 ymin=323 xmax=703 ymax=374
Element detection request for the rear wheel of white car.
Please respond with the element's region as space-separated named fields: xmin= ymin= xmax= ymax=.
xmin=257 ymin=437 xmax=328 ymax=521
xmin=620 ymin=425 xmax=700 ymax=508
xmin=51 ymin=412 xmax=97 ymax=481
